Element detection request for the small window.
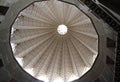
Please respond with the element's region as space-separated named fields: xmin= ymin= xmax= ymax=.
xmin=94 ymin=78 xmax=102 ymax=82
xmin=0 ymin=59 xmax=3 ymax=68
xmin=106 ymin=38 xmax=116 ymax=48
xmin=106 ymin=56 xmax=115 ymax=71
xmin=0 ymin=6 xmax=9 ymax=15
xmin=10 ymin=79 xmax=18 ymax=82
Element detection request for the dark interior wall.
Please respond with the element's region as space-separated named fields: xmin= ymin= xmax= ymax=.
xmin=98 ymin=0 xmax=120 ymax=15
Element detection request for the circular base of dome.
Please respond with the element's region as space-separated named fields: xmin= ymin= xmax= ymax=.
xmin=10 ymin=0 xmax=98 ymax=82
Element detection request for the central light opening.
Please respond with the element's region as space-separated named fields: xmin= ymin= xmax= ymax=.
xmin=57 ymin=24 xmax=68 ymax=35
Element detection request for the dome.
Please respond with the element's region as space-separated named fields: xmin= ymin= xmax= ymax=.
xmin=10 ymin=0 xmax=98 ymax=82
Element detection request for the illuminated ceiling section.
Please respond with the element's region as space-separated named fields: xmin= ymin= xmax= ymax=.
xmin=10 ymin=0 xmax=98 ymax=82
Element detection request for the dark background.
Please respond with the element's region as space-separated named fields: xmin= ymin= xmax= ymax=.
xmin=98 ymin=0 xmax=120 ymax=15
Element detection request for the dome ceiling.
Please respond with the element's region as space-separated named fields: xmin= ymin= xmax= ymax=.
xmin=10 ymin=0 xmax=98 ymax=82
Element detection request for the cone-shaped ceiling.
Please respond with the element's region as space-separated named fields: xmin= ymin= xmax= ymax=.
xmin=10 ymin=0 xmax=98 ymax=82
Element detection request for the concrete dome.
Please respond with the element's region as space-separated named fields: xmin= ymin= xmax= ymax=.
xmin=10 ymin=0 xmax=98 ymax=82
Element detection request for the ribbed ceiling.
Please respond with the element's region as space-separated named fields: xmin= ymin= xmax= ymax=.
xmin=10 ymin=0 xmax=98 ymax=82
